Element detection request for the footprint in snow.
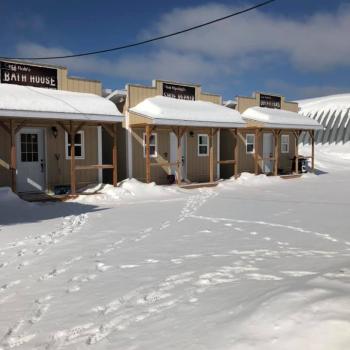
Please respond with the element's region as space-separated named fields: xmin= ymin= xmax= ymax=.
xmin=120 ymin=264 xmax=139 ymax=269
xmin=96 ymin=262 xmax=112 ymax=272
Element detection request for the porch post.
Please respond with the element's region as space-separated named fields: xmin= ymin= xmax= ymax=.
xmin=112 ymin=124 xmax=118 ymax=187
xmin=10 ymin=119 xmax=16 ymax=193
xmin=176 ymin=127 xmax=182 ymax=185
xmin=209 ymin=128 xmax=214 ymax=182
xmin=234 ymin=128 xmax=239 ymax=179
xmin=70 ymin=122 xmax=76 ymax=195
xmin=145 ymin=125 xmax=151 ymax=183
xmin=294 ymin=130 xmax=299 ymax=174
xmin=311 ymin=130 xmax=315 ymax=172
xmin=274 ymin=129 xmax=280 ymax=176
xmin=254 ymin=129 xmax=260 ymax=175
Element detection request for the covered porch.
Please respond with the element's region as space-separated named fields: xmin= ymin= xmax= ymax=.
xmin=129 ymin=96 xmax=246 ymax=186
xmin=0 ymin=84 xmax=124 ymax=197
xmin=241 ymin=107 xmax=323 ymax=176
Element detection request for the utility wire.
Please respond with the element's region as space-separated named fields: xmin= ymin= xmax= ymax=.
xmin=1 ymin=0 xmax=277 ymax=60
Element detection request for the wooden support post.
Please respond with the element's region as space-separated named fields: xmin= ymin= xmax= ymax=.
xmin=112 ymin=124 xmax=118 ymax=187
xmin=254 ymin=129 xmax=260 ymax=175
xmin=309 ymin=130 xmax=315 ymax=172
xmin=145 ymin=125 xmax=151 ymax=183
xmin=70 ymin=121 xmax=77 ymax=195
xmin=10 ymin=120 xmax=16 ymax=193
xmin=176 ymin=127 xmax=182 ymax=185
xmin=209 ymin=128 xmax=214 ymax=182
xmin=274 ymin=130 xmax=280 ymax=176
xmin=234 ymin=129 xmax=239 ymax=178
xmin=294 ymin=130 xmax=299 ymax=174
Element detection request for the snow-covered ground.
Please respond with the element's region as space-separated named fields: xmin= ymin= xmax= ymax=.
xmin=1 ymin=145 xmax=350 ymax=349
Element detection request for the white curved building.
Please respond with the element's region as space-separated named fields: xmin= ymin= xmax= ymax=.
xmin=298 ymin=94 xmax=350 ymax=145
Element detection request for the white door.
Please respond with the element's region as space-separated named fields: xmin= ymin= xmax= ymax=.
xmin=16 ymin=128 xmax=46 ymax=192
xmin=263 ymin=133 xmax=274 ymax=174
xmin=170 ymin=132 xmax=187 ymax=180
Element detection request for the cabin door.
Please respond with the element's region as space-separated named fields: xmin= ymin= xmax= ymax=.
xmin=16 ymin=128 xmax=46 ymax=192
xmin=170 ymin=132 xmax=187 ymax=181
xmin=262 ymin=132 xmax=274 ymax=174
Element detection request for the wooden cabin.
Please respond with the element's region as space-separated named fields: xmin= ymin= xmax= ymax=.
xmin=221 ymin=92 xmax=323 ymax=178
xmin=0 ymin=60 xmax=124 ymax=197
xmin=119 ymin=80 xmax=246 ymax=186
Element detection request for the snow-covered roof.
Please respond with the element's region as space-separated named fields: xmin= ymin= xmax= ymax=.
xmin=298 ymin=94 xmax=350 ymax=115
xmin=0 ymin=83 xmax=124 ymax=123
xmin=129 ymin=95 xmax=246 ymax=128
xmin=242 ymin=106 xmax=323 ymax=130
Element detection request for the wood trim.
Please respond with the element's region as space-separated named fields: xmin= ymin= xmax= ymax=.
xmin=0 ymin=121 xmax=10 ymax=135
xmin=217 ymin=160 xmax=236 ymax=164
xmin=75 ymin=164 xmax=114 ymax=170
xmin=234 ymin=129 xmax=239 ymax=179
xmin=112 ymin=124 xmax=118 ymax=186
xmin=176 ymin=126 xmax=182 ymax=185
xmin=10 ymin=119 xmax=16 ymax=192
xmin=150 ymin=162 xmax=179 ymax=167
xmin=209 ymin=128 xmax=214 ymax=182
xmin=57 ymin=121 xmax=70 ymax=134
xmin=145 ymin=125 xmax=151 ymax=183
xmin=102 ymin=124 xmax=114 ymax=138
xmin=70 ymin=121 xmax=76 ymax=195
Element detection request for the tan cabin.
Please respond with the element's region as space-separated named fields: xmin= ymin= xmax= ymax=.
xmin=221 ymin=92 xmax=323 ymax=178
xmin=117 ymin=80 xmax=246 ymax=186
xmin=0 ymin=60 xmax=124 ymax=197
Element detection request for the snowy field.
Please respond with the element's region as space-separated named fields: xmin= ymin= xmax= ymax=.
xmin=1 ymin=145 xmax=350 ymax=350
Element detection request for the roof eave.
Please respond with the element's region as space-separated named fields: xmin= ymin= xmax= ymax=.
xmin=0 ymin=109 xmax=124 ymax=123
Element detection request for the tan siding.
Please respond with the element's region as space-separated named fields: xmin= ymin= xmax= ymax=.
xmin=131 ymin=128 xmax=170 ymax=184
xmin=186 ymin=129 xmax=218 ymax=182
xmin=66 ymin=78 xmax=102 ymax=96
xmin=199 ymin=93 xmax=221 ymax=104
xmin=46 ymin=125 xmax=98 ymax=191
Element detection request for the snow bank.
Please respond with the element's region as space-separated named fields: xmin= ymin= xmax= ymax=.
xmin=218 ymin=172 xmax=283 ymax=190
xmin=230 ymin=278 xmax=350 ymax=350
xmin=75 ymin=178 xmax=185 ymax=204
xmin=0 ymin=187 xmax=32 ymax=209
xmin=300 ymin=143 xmax=350 ymax=171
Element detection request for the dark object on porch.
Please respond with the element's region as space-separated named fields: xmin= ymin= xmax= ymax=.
xmin=292 ymin=156 xmax=308 ymax=173
xmin=54 ymin=185 xmax=71 ymax=195
xmin=167 ymin=174 xmax=176 ymax=185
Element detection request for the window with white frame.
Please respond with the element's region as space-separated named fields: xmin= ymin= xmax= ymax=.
xmin=143 ymin=132 xmax=158 ymax=158
xmin=281 ymin=134 xmax=290 ymax=153
xmin=65 ymin=131 xmax=85 ymax=159
xmin=246 ymin=134 xmax=255 ymax=154
xmin=197 ymin=134 xmax=209 ymax=156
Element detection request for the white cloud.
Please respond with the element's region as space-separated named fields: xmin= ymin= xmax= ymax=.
xmin=146 ymin=2 xmax=350 ymax=71
xmin=265 ymin=79 xmax=350 ymax=100
xmin=15 ymin=43 xmax=233 ymax=86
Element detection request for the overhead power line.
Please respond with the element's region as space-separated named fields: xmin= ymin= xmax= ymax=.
xmin=1 ymin=0 xmax=277 ymax=61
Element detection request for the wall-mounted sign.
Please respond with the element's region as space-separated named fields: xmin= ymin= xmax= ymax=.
xmin=0 ymin=61 xmax=58 ymax=89
xmin=260 ymin=93 xmax=281 ymax=109
xmin=163 ymin=83 xmax=195 ymax=100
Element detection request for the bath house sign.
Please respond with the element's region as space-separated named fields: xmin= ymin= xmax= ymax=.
xmin=0 ymin=61 xmax=58 ymax=89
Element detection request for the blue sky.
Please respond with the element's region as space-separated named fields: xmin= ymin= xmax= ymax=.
xmin=1 ymin=0 xmax=350 ymax=100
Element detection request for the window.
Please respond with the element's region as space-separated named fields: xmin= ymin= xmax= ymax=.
xmin=65 ymin=131 xmax=85 ymax=159
xmin=20 ymin=133 xmax=39 ymax=162
xmin=198 ymin=134 xmax=209 ymax=156
xmin=281 ymin=134 xmax=290 ymax=153
xmin=143 ymin=132 xmax=157 ymax=158
xmin=246 ymin=134 xmax=255 ymax=154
